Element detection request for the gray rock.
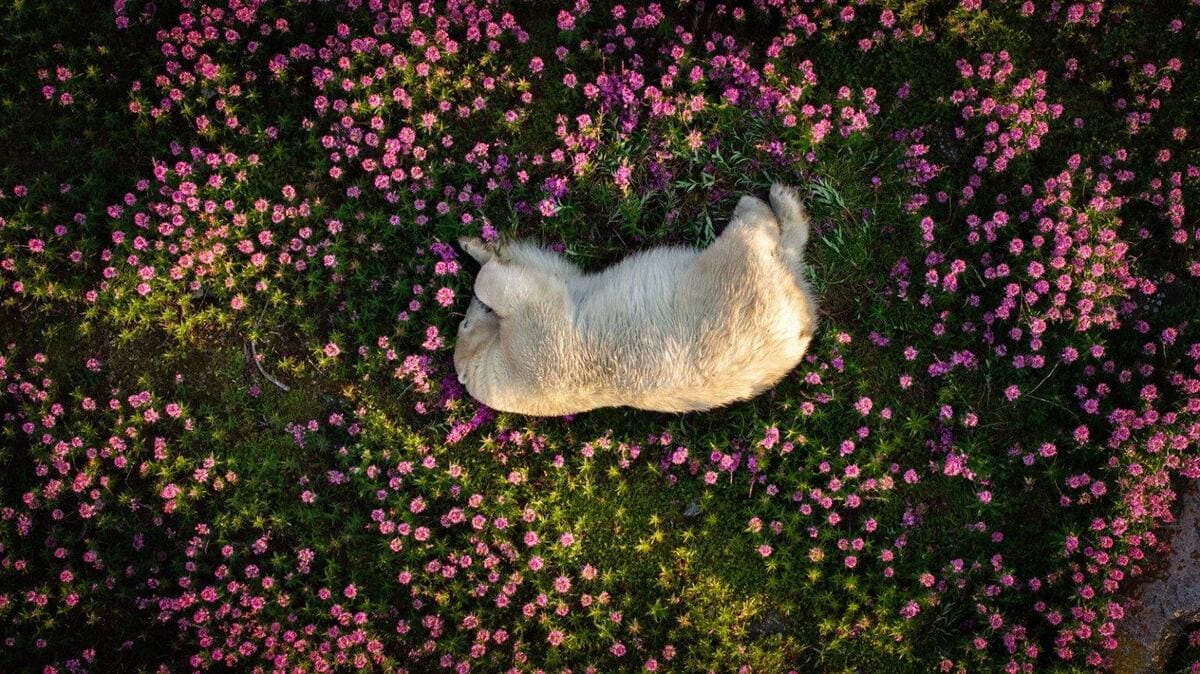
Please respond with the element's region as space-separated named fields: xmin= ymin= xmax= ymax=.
xmin=1114 ymin=479 xmax=1200 ymax=674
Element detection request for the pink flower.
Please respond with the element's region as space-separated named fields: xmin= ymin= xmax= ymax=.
xmin=323 ymin=342 xmax=341 ymax=357
xmin=760 ymin=427 xmax=780 ymax=449
xmin=855 ymin=396 xmax=874 ymax=416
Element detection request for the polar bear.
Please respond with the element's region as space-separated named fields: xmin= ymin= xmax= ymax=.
xmin=453 ymin=183 xmax=818 ymax=416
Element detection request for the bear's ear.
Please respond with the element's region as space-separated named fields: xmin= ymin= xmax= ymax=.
xmin=452 ymin=238 xmax=485 ymax=277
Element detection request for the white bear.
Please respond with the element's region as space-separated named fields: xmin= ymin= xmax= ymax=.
xmin=453 ymin=183 xmax=818 ymax=416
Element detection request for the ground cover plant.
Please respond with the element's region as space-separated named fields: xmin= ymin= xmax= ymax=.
xmin=1 ymin=0 xmax=1198 ymax=671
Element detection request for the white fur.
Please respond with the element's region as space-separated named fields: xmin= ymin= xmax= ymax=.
xmin=453 ymin=183 xmax=819 ymax=415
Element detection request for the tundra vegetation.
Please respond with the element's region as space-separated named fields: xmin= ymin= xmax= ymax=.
xmin=1 ymin=1 xmax=1198 ymax=672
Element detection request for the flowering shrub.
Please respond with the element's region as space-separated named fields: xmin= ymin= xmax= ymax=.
xmin=2 ymin=0 xmax=1199 ymax=672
